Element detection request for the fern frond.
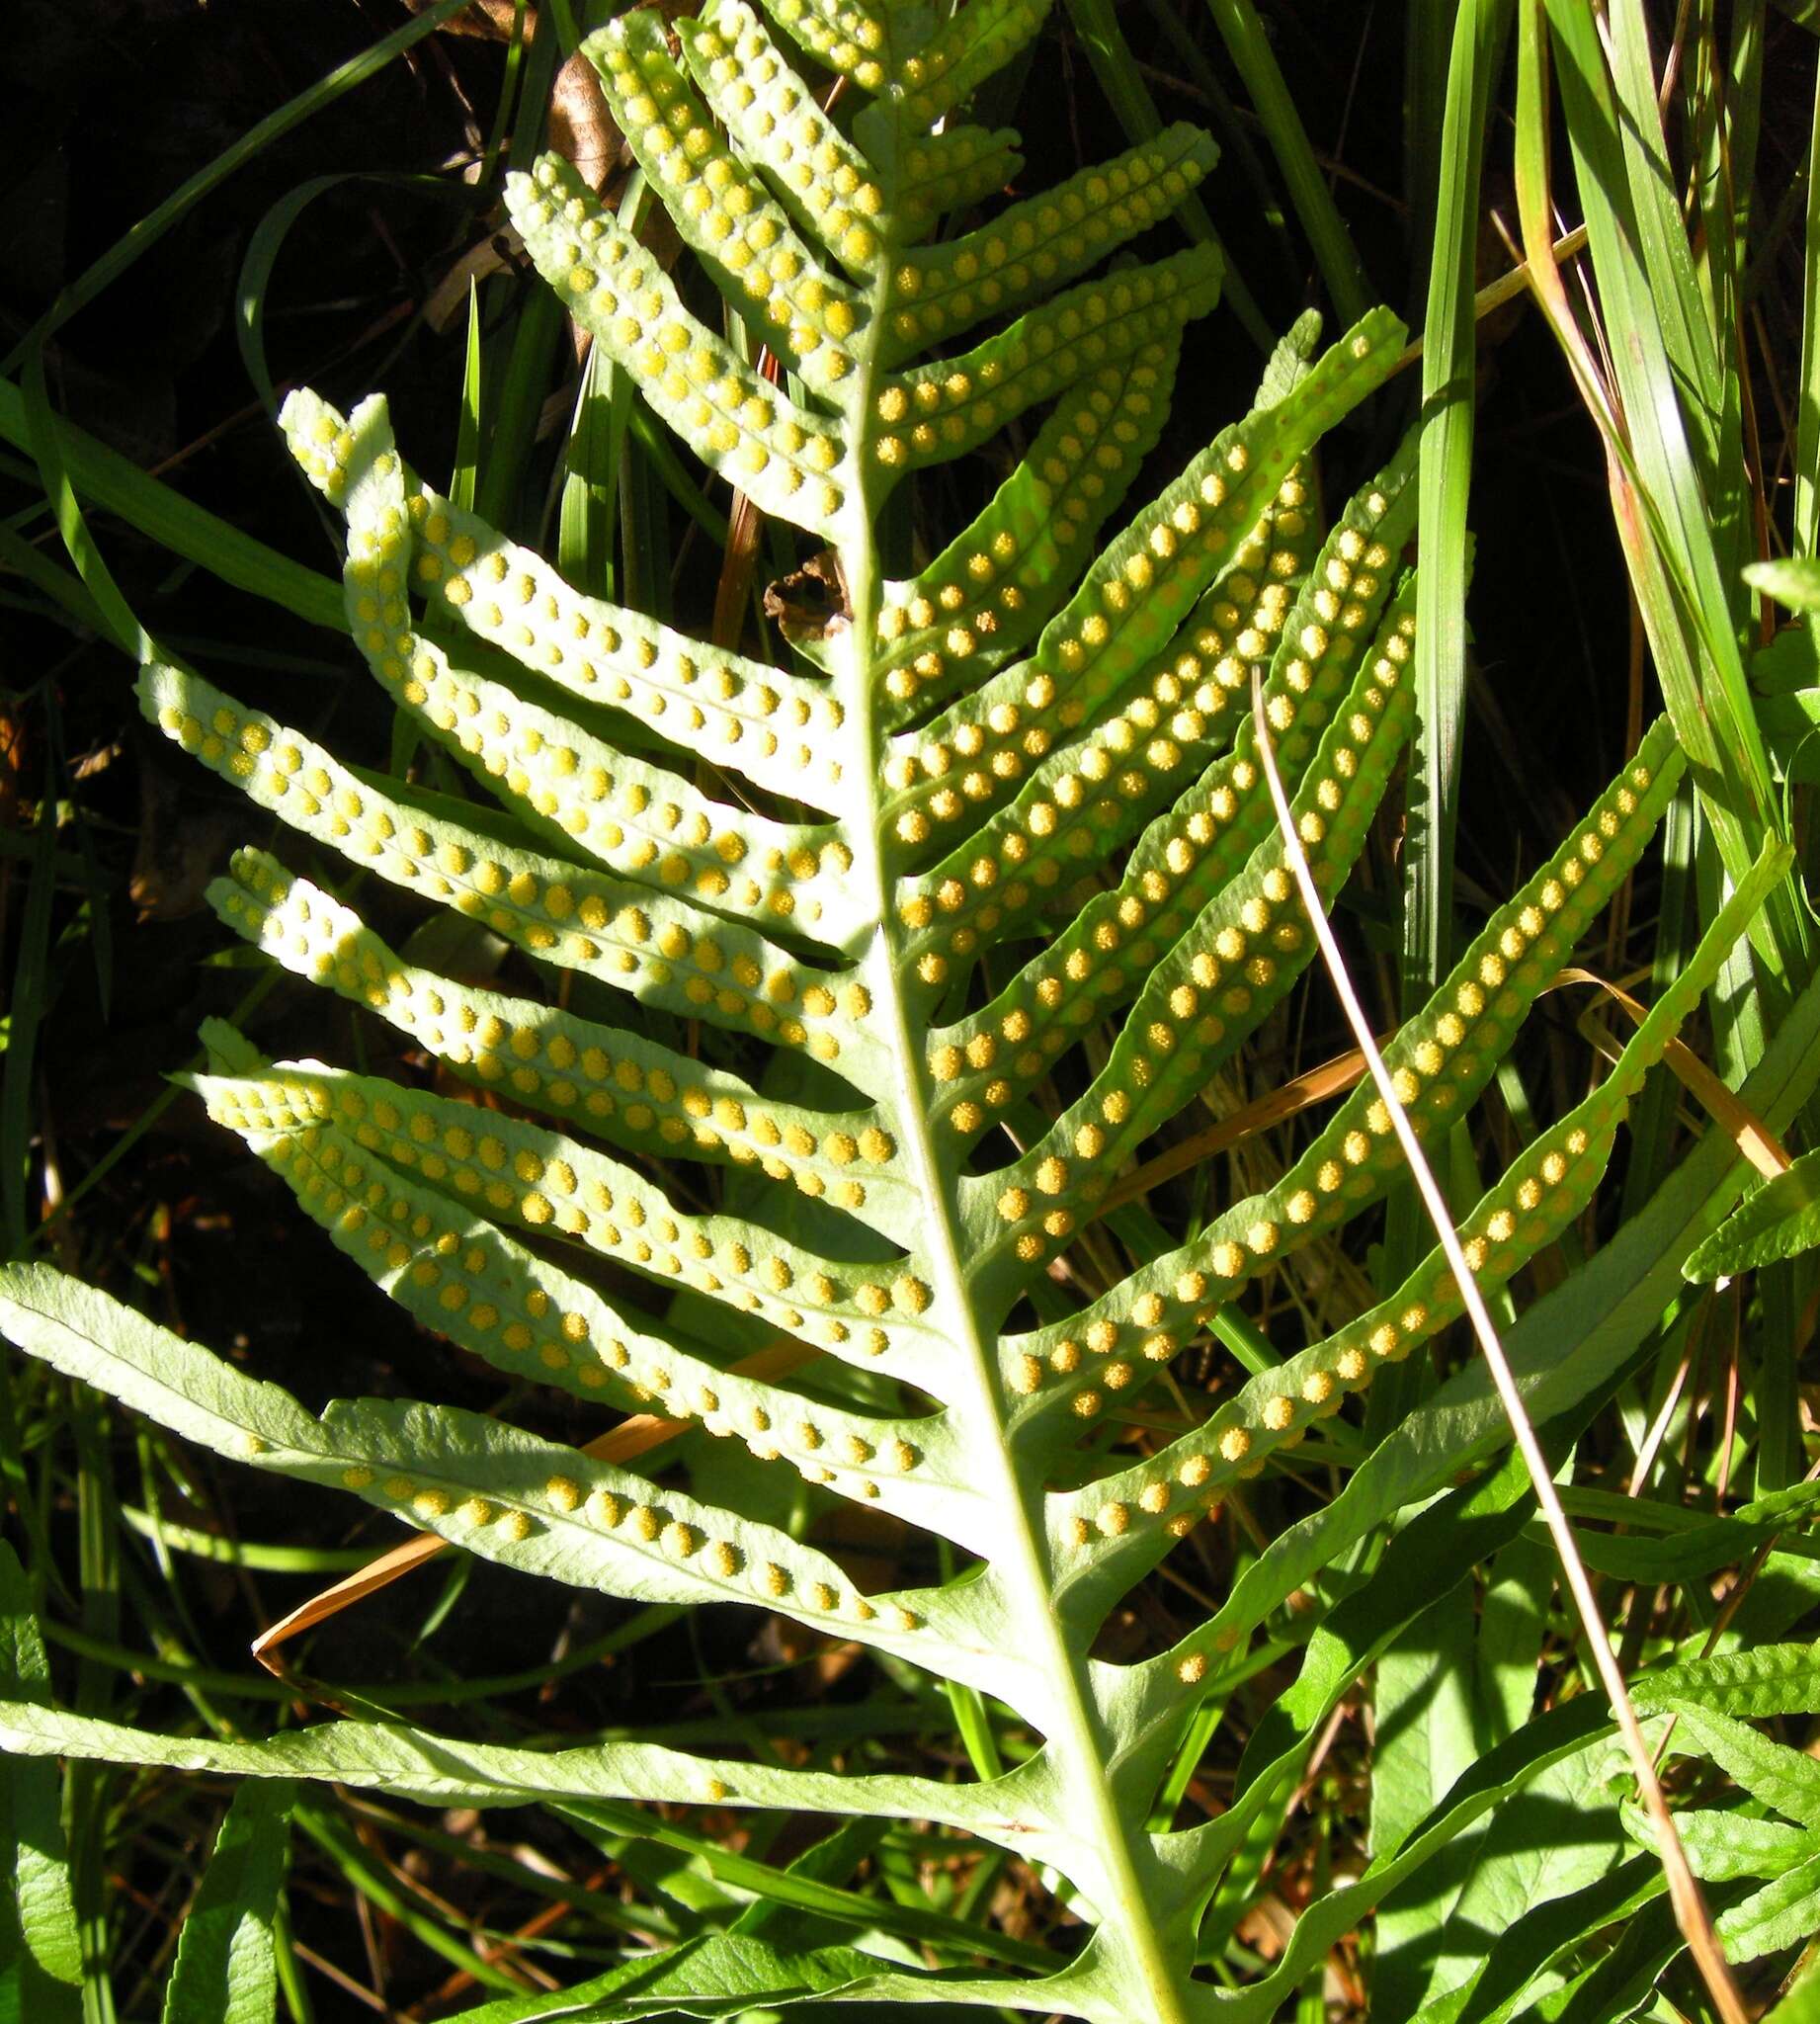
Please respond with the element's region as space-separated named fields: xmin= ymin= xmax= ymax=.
xmin=998 ymin=717 xmax=1687 ymax=1437
xmin=878 ymin=127 xmax=1217 ymax=363
xmin=509 ymin=154 xmax=852 ymax=535
xmin=924 ymin=439 xmax=1417 ymax=1112
xmin=879 ymin=312 xmax=1398 ymax=877
xmin=10 ymin=5 xmax=1762 ymax=2015
xmin=140 ymin=665 xmax=889 ymax=1093
xmin=872 ymin=336 xmax=1183 ymax=718
xmin=207 ymin=851 xmax=922 ymax=1241
xmin=1053 ymin=837 xmax=1785 ymax=1642
xmin=866 ymin=251 xmax=1224 ymax=482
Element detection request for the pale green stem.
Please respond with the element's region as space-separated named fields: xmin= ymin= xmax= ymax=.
xmin=820 ymin=252 xmax=1196 ymax=2019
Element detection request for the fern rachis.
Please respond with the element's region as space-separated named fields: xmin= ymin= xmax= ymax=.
xmin=0 ymin=0 xmax=1764 ymax=2014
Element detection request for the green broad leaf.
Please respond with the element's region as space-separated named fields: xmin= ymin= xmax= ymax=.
xmin=1755 ymin=688 xmax=1820 ymax=784
xmin=1685 ymin=1147 xmax=1820 ymax=1280
xmin=0 ymin=1546 xmax=83 ymax=2024
xmin=1632 ymin=1643 xmax=1820 ymax=1724
xmin=1753 ymin=623 xmax=1820 ymax=695
xmin=1748 ymin=555 xmax=1820 ymax=615
xmin=1403 ymin=1732 xmax=1630 ymax=2020
xmin=161 ymin=1782 xmax=295 ymax=2024
xmin=1530 ymin=1894 xmax=1687 ymax=2024
xmin=1369 ymin=1589 xmax=1481 ymax=2018
xmin=1179 ymin=1447 xmax=1561 ymax=1951
xmin=1413 ymin=1856 xmax=1666 ymax=2024
xmin=1655 ymin=1809 xmax=1820 ymax=1886
xmin=1475 ymin=1536 xmax=1556 ymax=1747
xmin=1716 ymin=1851 xmax=1820 ymax=1962
xmin=1655 ymin=1704 xmax=1820 ymax=1831
xmin=1207 ymin=1697 xmax=1622 ymax=2019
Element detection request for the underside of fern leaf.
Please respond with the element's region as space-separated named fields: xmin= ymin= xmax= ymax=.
xmin=4 ymin=3 xmax=1748 ymax=2016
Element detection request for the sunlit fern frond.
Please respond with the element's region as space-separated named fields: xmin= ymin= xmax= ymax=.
xmin=0 ymin=2 xmax=1751 ymax=2014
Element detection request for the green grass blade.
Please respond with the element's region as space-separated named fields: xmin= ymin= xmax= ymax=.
xmin=1540 ymin=0 xmax=1806 ymax=983
xmin=477 ymin=287 xmax=565 ymax=537
xmin=561 ymin=1799 xmax=1058 ymax=1969
xmin=1405 ymin=0 xmax=1512 ymax=1007
xmin=1057 ymin=0 xmax=1274 ymax=351
xmin=21 ymin=350 xmax=151 ymax=662
xmin=1403 ymin=0 xmax=1456 ymax=293
xmin=1799 ymin=69 xmax=1820 ymax=560
xmin=293 ymin=1804 xmax=524 ymax=1994
xmin=236 ymin=172 xmax=458 ymax=423
xmin=0 ymin=380 xmax=342 ymax=632
xmin=452 ymin=279 xmax=483 ymax=516
xmin=0 ymin=525 xmax=106 ymax=636
xmin=1603 ymin=0 xmax=1749 ymax=599
xmin=1139 ymin=0 xmax=1297 ymax=285
xmin=1202 ymin=0 xmax=1371 ymax=323
xmin=556 ymin=341 xmax=620 ymax=599
xmin=474 ymin=0 xmax=572 ymax=533
xmin=475 ymin=0 xmax=533 ymax=197
xmin=1 ymin=748 xmax=59 ymax=1256
xmin=0 ymin=0 xmax=474 ymax=380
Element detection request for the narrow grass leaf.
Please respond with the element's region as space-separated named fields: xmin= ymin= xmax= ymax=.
xmin=1 ymin=755 xmax=58 ymax=1254
xmin=0 ymin=381 xmax=342 ymax=632
xmin=1057 ymin=0 xmax=1273 ymax=350
xmin=1202 ymin=0 xmax=1370 ymax=323
xmin=453 ymin=278 xmax=483 ymax=516
xmin=21 ymin=348 xmax=151 ymax=661
xmin=0 ymin=0 xmax=473 ymax=378
xmin=1406 ymin=0 xmax=1512 ymax=1004
xmin=235 ymin=172 xmax=457 ymax=422
xmin=1798 ymin=66 xmax=1820 ymax=560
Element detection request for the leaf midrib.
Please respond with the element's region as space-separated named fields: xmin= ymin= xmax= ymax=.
xmin=828 ymin=211 xmax=1197 ymax=2024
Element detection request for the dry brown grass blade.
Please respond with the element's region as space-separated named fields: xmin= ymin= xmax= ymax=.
xmin=1249 ymin=669 xmax=1750 ymax=2024
xmin=250 ymin=1336 xmax=816 ymax=1674
xmin=1110 ymin=961 xmax=1789 ymax=1222
xmin=1553 ymin=965 xmax=1792 ymax=1179
xmin=1103 ymin=1045 xmax=1374 ymax=1212
xmin=1387 ymin=221 xmax=1589 ymax=377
